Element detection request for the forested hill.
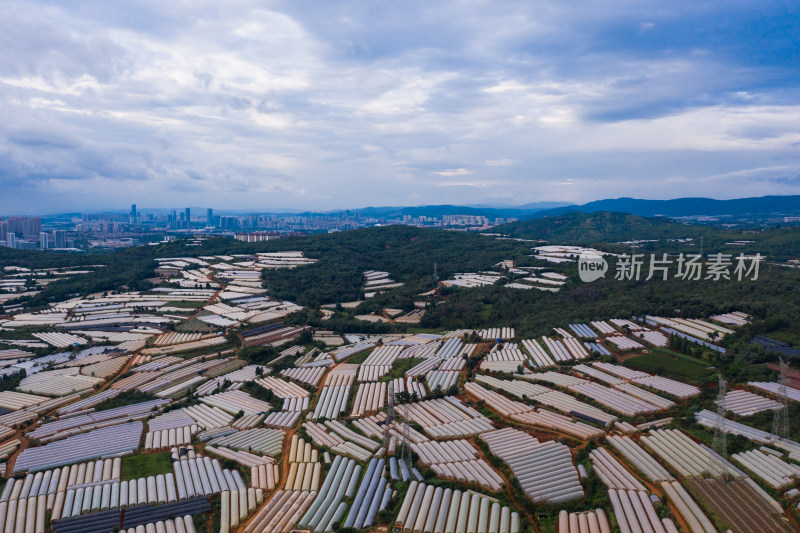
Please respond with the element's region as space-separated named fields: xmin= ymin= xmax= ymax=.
xmin=4 ymin=220 xmax=800 ymax=314
xmin=256 ymin=226 xmax=526 ymax=306
xmin=491 ymin=211 xmax=705 ymax=243
xmin=491 ymin=211 xmax=800 ymax=261
xmin=0 ymin=226 xmax=531 ymax=308
xmin=527 ymin=195 xmax=800 ymax=218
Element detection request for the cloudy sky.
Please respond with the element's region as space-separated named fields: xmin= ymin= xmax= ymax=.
xmin=1 ymin=0 xmax=799 ymax=214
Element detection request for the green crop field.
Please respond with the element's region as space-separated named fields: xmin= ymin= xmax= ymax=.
xmin=346 ymin=347 xmax=375 ymax=365
xmin=381 ymin=357 xmax=427 ymax=381
xmin=121 ymin=452 xmax=173 ymax=480
xmin=624 ymin=351 xmax=716 ymax=382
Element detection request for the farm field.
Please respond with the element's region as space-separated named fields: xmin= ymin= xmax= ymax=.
xmin=686 ymin=478 xmax=794 ymax=533
xmin=120 ymin=452 xmax=174 ymax=481
xmin=624 ymin=351 xmax=716 ymax=382
xmin=0 ymin=229 xmax=798 ymax=532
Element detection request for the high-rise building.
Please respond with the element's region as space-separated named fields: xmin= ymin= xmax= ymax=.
xmin=4 ymin=217 xmax=41 ymax=237
xmin=130 ymin=204 xmax=137 ymax=225
xmin=185 ymin=208 xmax=191 ymax=227
xmin=40 ymin=232 xmax=49 ymax=249
xmin=207 ymin=208 xmax=213 ymax=225
xmin=6 ymin=233 xmax=16 ymax=249
xmin=219 ymin=216 xmax=239 ymax=229
xmin=53 ymin=230 xmax=66 ymax=248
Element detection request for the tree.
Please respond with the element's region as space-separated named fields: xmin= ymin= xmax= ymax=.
xmin=298 ymin=328 xmax=313 ymax=344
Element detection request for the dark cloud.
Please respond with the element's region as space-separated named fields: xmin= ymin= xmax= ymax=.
xmin=7 ymin=132 xmax=77 ymax=150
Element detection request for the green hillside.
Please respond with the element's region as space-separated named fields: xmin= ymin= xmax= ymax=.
xmin=257 ymin=225 xmax=527 ymax=306
xmin=492 ymin=211 xmax=705 ymax=243
xmin=493 ymin=211 xmax=800 ymax=261
xmin=5 ymin=223 xmax=799 ymax=345
xmin=0 ymin=226 xmax=533 ymax=309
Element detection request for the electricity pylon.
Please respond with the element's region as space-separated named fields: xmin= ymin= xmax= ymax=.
xmin=711 ymin=374 xmax=729 ymax=479
xmin=772 ymin=358 xmax=790 ymax=439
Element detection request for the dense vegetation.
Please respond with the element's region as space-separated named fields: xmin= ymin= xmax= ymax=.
xmin=6 ymin=219 xmax=797 ymax=313
xmin=259 ymin=226 xmax=527 ymax=306
xmin=94 ymin=389 xmax=157 ymax=411
xmin=3 ymin=222 xmax=798 ymax=382
xmin=241 ymin=380 xmax=278 ymax=404
xmin=421 ymin=262 xmax=800 ymax=333
xmin=0 ymin=225 xmax=529 ymax=309
xmin=493 ymin=211 xmax=700 ymax=243
xmin=0 ymin=245 xmax=160 ymax=307
xmin=238 ymin=345 xmax=281 ymax=366
xmin=492 ymin=211 xmax=800 ymax=260
xmin=0 ymin=370 xmax=25 ymax=392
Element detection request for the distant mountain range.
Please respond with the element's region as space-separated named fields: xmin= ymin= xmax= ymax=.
xmin=307 ymin=203 xmax=564 ymax=219
xmin=316 ymin=195 xmax=800 ymax=220
xmin=528 ymin=195 xmax=800 ymax=219
xmin=42 ymin=194 xmax=800 ymax=221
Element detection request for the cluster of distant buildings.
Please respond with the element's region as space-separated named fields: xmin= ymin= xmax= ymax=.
xmin=440 ymin=214 xmax=515 ymax=226
xmin=127 ymin=205 xmax=336 ymax=232
xmin=137 ymin=206 xmax=515 ymax=233
xmin=0 ymin=217 xmax=74 ymax=250
xmin=0 ymin=205 xmax=517 ymax=252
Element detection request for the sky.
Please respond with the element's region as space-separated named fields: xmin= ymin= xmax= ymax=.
xmin=1 ymin=0 xmax=799 ymax=214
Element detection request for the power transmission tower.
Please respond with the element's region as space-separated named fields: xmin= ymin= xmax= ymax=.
xmin=433 ymin=262 xmax=439 ymax=283
xmin=772 ymin=358 xmax=790 ymax=439
xmin=712 ymin=374 xmax=729 ymax=479
xmin=400 ymin=403 xmax=413 ymax=471
xmin=384 ymin=382 xmax=395 ymax=452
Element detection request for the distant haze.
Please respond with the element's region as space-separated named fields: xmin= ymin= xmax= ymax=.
xmin=2 ymin=1 xmax=799 ymax=214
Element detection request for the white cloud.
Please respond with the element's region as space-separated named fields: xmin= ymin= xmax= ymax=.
xmin=433 ymin=168 xmax=473 ymax=176
xmin=485 ymin=159 xmax=514 ymax=166
xmin=434 ymin=180 xmax=493 ymax=188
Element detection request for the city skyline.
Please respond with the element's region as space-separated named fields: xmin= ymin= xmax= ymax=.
xmin=2 ymin=1 xmax=799 ymax=214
